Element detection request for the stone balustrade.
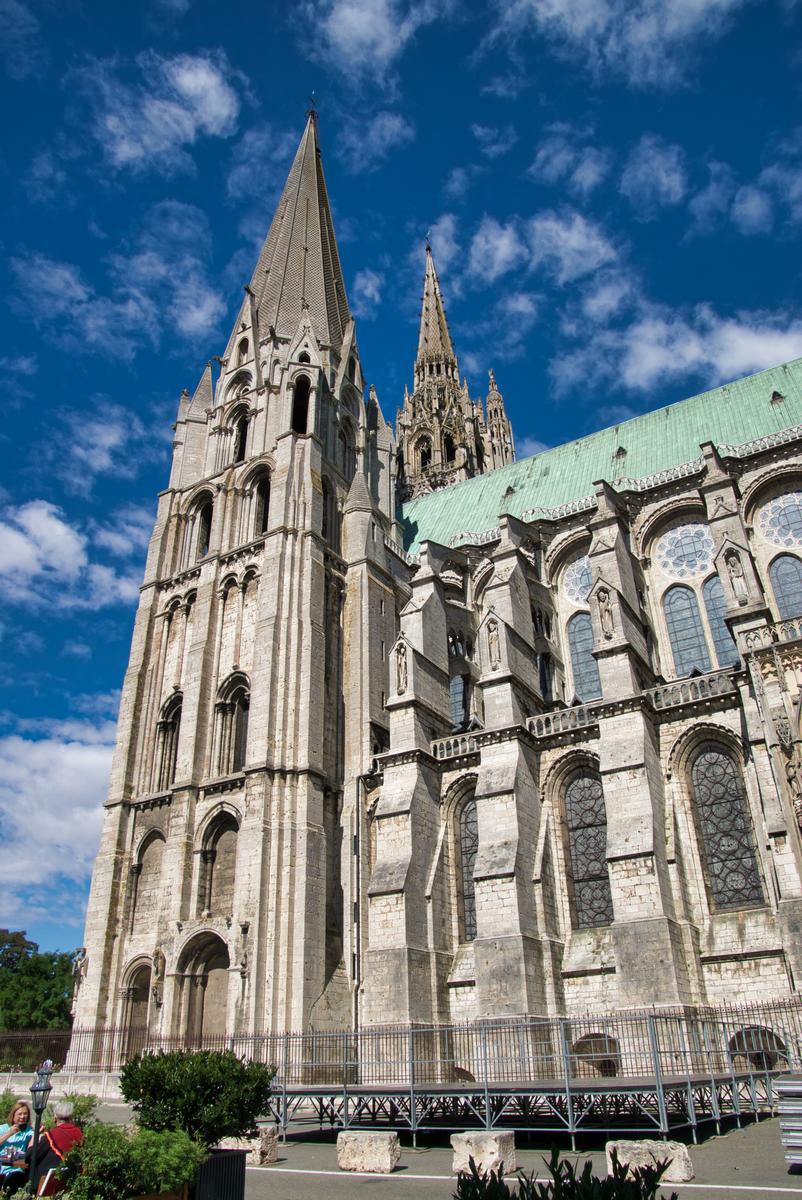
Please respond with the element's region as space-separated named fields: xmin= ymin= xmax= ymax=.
xmin=432 ymin=732 xmax=479 ymax=760
xmin=527 ymin=703 xmax=601 ymax=738
xmin=646 ymin=669 xmax=735 ymax=711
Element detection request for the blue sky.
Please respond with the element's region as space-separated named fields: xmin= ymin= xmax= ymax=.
xmin=2 ymin=0 xmax=802 ymax=954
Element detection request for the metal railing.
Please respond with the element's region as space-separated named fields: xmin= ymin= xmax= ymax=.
xmin=5 ymin=997 xmax=801 ymax=1084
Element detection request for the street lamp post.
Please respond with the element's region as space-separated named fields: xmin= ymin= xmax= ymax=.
xmin=28 ymin=1059 xmax=54 ymax=1196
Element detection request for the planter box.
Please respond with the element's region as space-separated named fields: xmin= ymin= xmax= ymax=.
xmin=192 ymin=1150 xmax=246 ymax=1200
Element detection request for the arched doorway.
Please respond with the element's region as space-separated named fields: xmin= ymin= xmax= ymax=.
xmin=123 ymin=963 xmax=151 ymax=1058
xmin=177 ymin=933 xmax=231 ymax=1045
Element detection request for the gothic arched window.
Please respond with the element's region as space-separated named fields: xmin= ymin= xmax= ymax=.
xmin=237 ymin=337 xmax=248 ymax=365
xmin=292 ymin=375 xmax=310 ymax=435
xmin=232 ymin=411 xmax=248 ymax=464
xmin=567 ymin=612 xmax=601 ymax=702
xmin=564 ymin=771 xmax=613 ymax=928
xmin=702 ymin=575 xmax=739 ymax=667
xmin=449 ymin=673 xmax=470 ymax=729
xmin=663 ymin=585 xmax=711 ymax=677
xmin=254 ymin=475 xmax=270 ymax=536
xmin=418 ymin=437 xmax=432 ymax=472
xmin=444 ymin=433 xmax=456 ymax=464
xmin=770 ymin=554 xmax=802 ymax=619
xmin=338 ymin=424 xmax=355 ymax=479
xmin=214 ymin=676 xmax=250 ymax=776
xmin=196 ymin=498 xmax=213 ymax=561
xmin=690 ymin=744 xmax=763 ymax=910
xmin=154 ymin=693 xmax=182 ymax=791
xmin=199 ymin=813 xmax=239 ymax=918
xmin=458 ymin=795 xmax=478 ymax=942
xmin=538 ymin=652 xmax=553 ymax=702
xmin=131 ymin=832 xmax=165 ymax=932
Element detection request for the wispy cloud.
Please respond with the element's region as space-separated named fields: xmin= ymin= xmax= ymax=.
xmin=300 ymin=0 xmax=450 ymax=85
xmin=340 ymin=111 xmax=415 ymax=171
xmin=467 ymin=215 xmax=525 ymax=283
xmin=529 ymin=209 xmax=618 ymax=284
xmin=485 ymin=0 xmax=753 ymax=89
xmin=226 ymin=123 xmax=297 ymax=200
xmin=620 ymin=134 xmax=687 ymax=218
xmin=72 ymin=50 xmax=242 ymax=176
xmin=352 ymin=268 xmax=385 ymax=318
xmin=471 ymin=123 xmax=518 ymax=159
xmin=0 ymin=0 xmax=46 ymax=79
xmin=528 ymin=124 xmax=612 ymax=197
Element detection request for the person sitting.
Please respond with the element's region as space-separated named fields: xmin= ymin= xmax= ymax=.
xmin=0 ymin=1100 xmax=33 ymax=1194
xmin=26 ymin=1102 xmax=83 ymax=1191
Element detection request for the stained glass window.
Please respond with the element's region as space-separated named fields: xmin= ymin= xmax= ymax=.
xmin=758 ymin=493 xmax=802 ymax=548
xmin=663 ymin=585 xmax=712 ymax=677
xmin=564 ymin=772 xmax=613 ymax=928
xmin=702 ymin=575 xmax=739 ymax=668
xmin=563 ymin=556 xmax=593 ymax=603
xmin=567 ymin=612 xmax=602 ymax=702
xmin=459 ymin=797 xmax=478 ymax=941
xmin=449 ymin=673 xmax=469 ymax=728
xmin=655 ymin=523 xmax=715 ymax=580
xmin=690 ymin=745 xmax=763 ymax=909
xmin=770 ymin=554 xmax=802 ymax=619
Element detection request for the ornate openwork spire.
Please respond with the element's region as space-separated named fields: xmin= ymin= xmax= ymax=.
xmin=247 ymin=113 xmax=351 ymax=351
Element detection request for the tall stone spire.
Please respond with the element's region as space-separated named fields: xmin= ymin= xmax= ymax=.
xmin=396 ymin=245 xmax=515 ymax=500
xmin=415 ymin=244 xmax=457 ymax=387
xmin=248 ymin=112 xmax=351 ymax=351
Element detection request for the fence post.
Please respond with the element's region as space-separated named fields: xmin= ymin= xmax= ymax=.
xmin=647 ymin=1015 xmax=668 ymax=1138
xmin=280 ymin=1034 xmax=289 ymax=1142
xmin=481 ymin=1023 xmax=491 ymax=1131
xmin=408 ymin=1026 xmax=417 ymax=1147
xmin=558 ymin=1019 xmax=575 ymax=1152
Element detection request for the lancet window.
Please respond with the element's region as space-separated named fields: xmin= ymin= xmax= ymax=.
xmin=198 ymin=812 xmax=239 ymax=918
xmin=567 ymin=612 xmax=601 ymax=703
xmin=292 ymin=375 xmax=310 ymax=434
xmin=769 ymin=554 xmax=802 ymax=619
xmin=213 ymin=675 xmax=250 ymax=776
xmin=196 ymin=499 xmax=213 ymax=561
xmin=130 ymin=832 xmax=165 ymax=933
xmin=154 ymin=693 xmax=182 ymax=792
xmin=689 ymin=744 xmax=763 ymax=910
xmin=254 ymin=475 xmax=270 ymax=536
xmin=457 ymin=795 xmax=479 ymax=942
xmin=231 ymin=409 xmax=249 ymax=464
xmin=564 ymin=770 xmax=613 ymax=928
xmin=663 ymin=586 xmax=712 ymax=676
xmin=449 ymin=672 xmax=470 ymax=729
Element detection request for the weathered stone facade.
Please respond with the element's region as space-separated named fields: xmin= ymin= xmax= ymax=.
xmin=74 ymin=113 xmax=802 ymax=1046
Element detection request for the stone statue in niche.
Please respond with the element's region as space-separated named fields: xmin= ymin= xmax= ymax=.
xmin=151 ymin=948 xmax=166 ymax=1007
xmin=725 ymin=549 xmax=749 ymax=605
xmin=396 ymin=641 xmax=407 ymax=695
xmin=776 ymin=711 xmax=793 ymax=750
xmin=487 ymin=618 xmax=501 ymax=668
xmin=785 ymin=753 xmax=802 ymax=827
xmin=71 ymin=948 xmax=87 ymax=1014
xmin=597 ymin=588 xmax=614 ymax=640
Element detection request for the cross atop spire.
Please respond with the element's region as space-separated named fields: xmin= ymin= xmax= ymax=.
xmin=247 ymin=113 xmax=350 ymax=351
xmin=415 ymin=243 xmax=457 ymax=381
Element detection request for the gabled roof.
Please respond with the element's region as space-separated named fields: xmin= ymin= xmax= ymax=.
xmin=416 ymin=244 xmax=456 ymax=365
xmin=400 ymin=358 xmax=802 ymax=554
xmin=248 ymin=113 xmax=350 ymax=351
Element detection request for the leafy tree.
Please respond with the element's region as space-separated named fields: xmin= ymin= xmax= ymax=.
xmin=0 ymin=930 xmax=74 ymax=1031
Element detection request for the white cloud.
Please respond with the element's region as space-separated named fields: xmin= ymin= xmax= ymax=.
xmin=0 ymin=354 xmax=37 ymax=375
xmin=443 ymin=166 xmax=478 ymax=201
xmin=427 ymin=212 xmax=461 ymax=274
xmin=731 ymin=185 xmax=774 ymax=234
xmin=62 ymin=641 xmax=92 ymax=659
xmin=340 ymin=111 xmax=415 ymax=172
xmin=467 ymin=215 xmax=525 ymax=283
xmin=687 ymin=160 xmax=735 ymax=236
xmin=551 ymin=302 xmax=802 ymax=395
xmin=91 ymin=503 xmax=155 ymax=558
xmin=580 ymin=270 xmax=636 ymax=322
xmin=471 ymin=123 xmax=518 ymax=159
xmin=12 ymin=200 xmax=225 ymax=360
xmin=488 ymin=0 xmax=752 ymax=89
xmin=0 ymin=500 xmax=144 ymax=609
xmin=0 ymin=0 xmax=45 ymax=79
xmin=0 ymin=715 xmax=112 ymax=931
xmin=352 ymin=268 xmax=385 ymax=318
xmin=301 ymin=0 xmax=448 ymax=81
xmin=529 ymin=209 xmax=618 ymax=284
xmin=620 ymin=134 xmax=687 ymax=217
xmin=517 ymin=435 xmax=550 ymax=457
xmin=528 ymin=125 xmax=612 ymax=196
xmin=44 ymin=401 xmax=168 ymax=497
xmin=74 ymin=50 xmax=241 ymax=176
xmin=226 ymin=124 xmax=298 ymax=200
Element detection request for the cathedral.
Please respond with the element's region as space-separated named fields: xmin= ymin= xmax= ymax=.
xmin=73 ymin=112 xmax=802 ymax=1044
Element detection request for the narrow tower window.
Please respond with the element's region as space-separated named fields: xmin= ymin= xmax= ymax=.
xmin=292 ymin=376 xmax=311 ymax=434
xmin=196 ymin=500 xmax=213 ymax=561
xmin=567 ymin=612 xmax=601 ymax=702
xmin=444 ymin=434 xmax=456 ymax=463
xmin=255 ymin=476 xmax=270 ymax=536
xmin=564 ymin=771 xmax=613 ymax=928
xmin=770 ymin=554 xmax=802 ymax=619
xmin=458 ymin=795 xmax=479 ymax=942
xmin=232 ymin=413 xmax=248 ymax=464
xmin=237 ymin=338 xmax=248 ymax=365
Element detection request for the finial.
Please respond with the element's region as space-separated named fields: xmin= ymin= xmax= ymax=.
xmin=307 ymin=91 xmax=318 ymax=122
xmin=425 ymin=229 xmax=432 ymax=251
xmin=488 ymin=368 xmax=497 ymax=390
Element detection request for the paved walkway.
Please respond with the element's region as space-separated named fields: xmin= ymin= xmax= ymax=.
xmin=244 ymin=1118 xmax=801 ymax=1200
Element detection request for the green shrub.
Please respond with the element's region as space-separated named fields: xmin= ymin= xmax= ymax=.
xmin=0 ymin=1088 xmax=25 ymax=1119
xmin=454 ymin=1149 xmax=679 ymax=1200
xmin=120 ymin=1050 xmax=275 ymax=1150
xmin=43 ymin=1092 xmax=99 ymax=1130
xmin=63 ymin=1122 xmax=205 ymax=1200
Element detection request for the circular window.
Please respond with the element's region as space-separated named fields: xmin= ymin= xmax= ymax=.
xmin=655 ymin=523 xmax=714 ymax=580
xmin=563 ymin=555 xmax=593 ymax=603
xmin=758 ymin=492 xmax=802 ymax=548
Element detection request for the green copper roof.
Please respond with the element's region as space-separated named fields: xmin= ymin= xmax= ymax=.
xmin=400 ymin=357 xmax=802 ymax=554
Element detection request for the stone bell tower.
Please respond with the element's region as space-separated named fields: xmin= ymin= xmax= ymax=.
xmin=396 ymin=244 xmax=514 ymax=499
xmin=71 ymin=111 xmax=397 ymax=1046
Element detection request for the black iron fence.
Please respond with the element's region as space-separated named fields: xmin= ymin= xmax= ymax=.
xmin=3 ymin=996 xmax=802 ymax=1086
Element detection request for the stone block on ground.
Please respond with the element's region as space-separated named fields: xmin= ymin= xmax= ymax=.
xmin=217 ymin=1125 xmax=279 ymax=1166
xmin=336 ymin=1131 xmax=400 ymax=1173
xmin=606 ymin=1139 xmax=694 ymax=1183
xmin=451 ymin=1132 xmax=517 ymax=1176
